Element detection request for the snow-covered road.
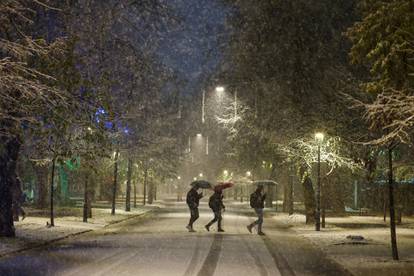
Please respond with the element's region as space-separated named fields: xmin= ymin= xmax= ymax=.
xmin=0 ymin=202 xmax=350 ymax=276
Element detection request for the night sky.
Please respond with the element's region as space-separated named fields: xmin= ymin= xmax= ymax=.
xmin=156 ymin=0 xmax=233 ymax=95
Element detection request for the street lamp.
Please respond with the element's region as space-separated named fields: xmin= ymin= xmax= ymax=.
xmin=246 ymin=171 xmax=251 ymax=177
xmin=215 ymin=86 xmax=225 ymax=93
xmin=223 ymin=170 xmax=228 ymax=176
xmin=199 ymin=173 xmax=203 ymax=178
xmin=315 ymin=132 xmax=324 ymax=231
xmin=177 ymin=176 xmax=181 ymax=180
xmin=315 ymin=132 xmax=324 ymax=142
xmin=193 ymin=177 xmax=197 ymax=181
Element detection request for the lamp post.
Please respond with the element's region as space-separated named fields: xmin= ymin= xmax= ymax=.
xmin=177 ymin=176 xmax=182 ymax=202
xmin=315 ymin=132 xmax=324 ymax=231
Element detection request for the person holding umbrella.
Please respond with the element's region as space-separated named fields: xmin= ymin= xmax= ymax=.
xmin=186 ymin=181 xmax=208 ymax=232
xmin=247 ymin=184 xmax=266 ymax=235
xmin=205 ymin=183 xmax=232 ymax=232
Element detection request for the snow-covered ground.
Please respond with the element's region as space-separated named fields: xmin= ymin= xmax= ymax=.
xmin=273 ymin=213 xmax=414 ymax=276
xmin=0 ymin=205 xmax=155 ymax=258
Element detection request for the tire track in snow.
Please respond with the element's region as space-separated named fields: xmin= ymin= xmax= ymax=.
xmin=261 ymin=236 xmax=295 ymax=276
xmin=196 ymin=234 xmax=223 ymax=276
xmin=183 ymin=234 xmax=201 ymax=276
xmin=236 ymin=214 xmax=268 ymax=276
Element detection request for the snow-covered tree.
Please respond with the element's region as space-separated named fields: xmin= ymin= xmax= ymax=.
xmin=347 ymin=0 xmax=414 ymax=260
xmin=0 ymin=0 xmax=72 ymax=237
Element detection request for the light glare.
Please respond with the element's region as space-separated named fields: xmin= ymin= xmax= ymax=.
xmin=215 ymin=86 xmax=225 ymax=93
xmin=315 ymin=132 xmax=325 ymax=142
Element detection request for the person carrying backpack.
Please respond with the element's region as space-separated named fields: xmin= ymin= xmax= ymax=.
xmin=247 ymin=185 xmax=266 ymax=235
xmin=205 ymin=188 xmax=225 ymax=232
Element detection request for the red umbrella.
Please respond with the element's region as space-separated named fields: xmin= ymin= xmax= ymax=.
xmin=214 ymin=182 xmax=234 ymax=192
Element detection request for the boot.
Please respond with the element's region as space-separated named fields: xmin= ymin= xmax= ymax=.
xmin=257 ymin=224 xmax=265 ymax=235
xmin=218 ymin=220 xmax=224 ymax=232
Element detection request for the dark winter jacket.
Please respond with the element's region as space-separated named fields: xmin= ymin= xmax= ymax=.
xmin=186 ymin=188 xmax=203 ymax=209
xmin=209 ymin=192 xmax=225 ymax=212
xmin=250 ymin=190 xmax=266 ymax=209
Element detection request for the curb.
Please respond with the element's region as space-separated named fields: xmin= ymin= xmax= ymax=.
xmin=0 ymin=209 xmax=156 ymax=259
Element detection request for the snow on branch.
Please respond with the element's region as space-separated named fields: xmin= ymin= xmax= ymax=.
xmin=279 ymin=136 xmax=360 ymax=175
xmin=365 ymin=89 xmax=414 ymax=145
xmin=347 ymin=88 xmax=414 ymax=146
xmin=215 ymin=99 xmax=248 ymax=138
xmin=0 ymin=1 xmax=69 ymax=136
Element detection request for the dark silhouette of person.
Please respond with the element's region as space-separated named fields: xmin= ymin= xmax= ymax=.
xmin=247 ymin=185 xmax=266 ymax=235
xmin=186 ymin=186 xmax=203 ymax=232
xmin=205 ymin=188 xmax=225 ymax=232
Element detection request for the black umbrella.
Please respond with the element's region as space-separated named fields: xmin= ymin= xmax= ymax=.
xmin=190 ymin=180 xmax=212 ymax=189
xmin=190 ymin=180 xmax=213 ymax=189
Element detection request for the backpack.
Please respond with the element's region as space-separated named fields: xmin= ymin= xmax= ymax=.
xmin=209 ymin=193 xmax=222 ymax=210
xmin=250 ymin=192 xmax=259 ymax=208
xmin=208 ymin=197 xmax=213 ymax=209
xmin=209 ymin=194 xmax=216 ymax=209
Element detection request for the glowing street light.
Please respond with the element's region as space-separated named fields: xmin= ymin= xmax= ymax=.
xmin=223 ymin=170 xmax=228 ymax=176
xmin=196 ymin=133 xmax=202 ymax=137
xmin=215 ymin=86 xmax=225 ymax=93
xmin=177 ymin=176 xmax=181 ymax=180
xmin=246 ymin=171 xmax=252 ymax=177
xmin=315 ymin=132 xmax=325 ymax=142
xmin=193 ymin=177 xmax=197 ymax=181
xmin=199 ymin=173 xmax=203 ymax=178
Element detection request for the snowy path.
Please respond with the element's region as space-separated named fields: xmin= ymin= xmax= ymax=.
xmin=0 ymin=202 xmax=349 ymax=276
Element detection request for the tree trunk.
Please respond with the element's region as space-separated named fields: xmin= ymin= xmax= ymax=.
xmin=288 ymin=165 xmax=294 ymax=215
xmin=50 ymin=157 xmax=56 ymax=227
xmin=266 ymin=164 xmax=277 ymax=208
xmin=302 ymin=175 xmax=316 ymax=224
xmin=125 ymin=158 xmax=132 ymax=211
xmin=148 ymin=180 xmax=154 ymax=205
xmin=143 ymin=168 xmax=147 ymax=205
xmin=383 ymin=187 xmax=387 ymax=222
xmin=388 ymin=147 xmax=399 ymax=260
xmin=134 ymin=179 xmax=137 ymax=208
xmin=154 ymin=182 xmax=157 ymax=201
xmin=0 ymin=136 xmax=21 ymax=237
xmin=34 ymin=163 xmax=49 ymax=209
xmin=282 ymin=173 xmax=289 ymax=212
xmin=111 ymin=148 xmax=119 ymax=215
xmin=83 ymin=174 xmax=88 ymax=223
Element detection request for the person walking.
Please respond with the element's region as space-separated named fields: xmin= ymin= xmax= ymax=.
xmin=186 ymin=186 xmax=203 ymax=232
xmin=247 ymin=185 xmax=266 ymax=235
xmin=205 ymin=188 xmax=225 ymax=232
